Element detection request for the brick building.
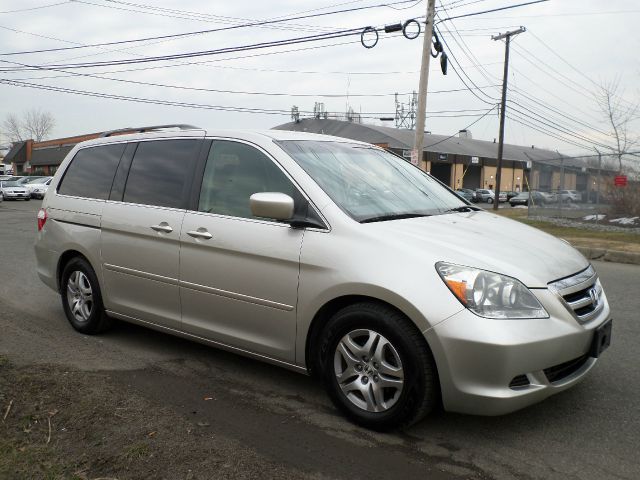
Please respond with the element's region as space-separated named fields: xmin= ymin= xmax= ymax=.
xmin=2 ymin=132 xmax=103 ymax=176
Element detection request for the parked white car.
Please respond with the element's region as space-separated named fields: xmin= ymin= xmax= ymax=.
xmin=27 ymin=177 xmax=53 ymax=199
xmin=558 ymin=190 xmax=582 ymax=202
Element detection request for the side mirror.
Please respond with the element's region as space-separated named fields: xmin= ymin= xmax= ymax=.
xmin=250 ymin=192 xmax=294 ymax=220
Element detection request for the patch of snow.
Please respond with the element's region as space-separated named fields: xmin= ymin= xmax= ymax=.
xmin=609 ymin=217 xmax=639 ymax=225
xmin=583 ymin=214 xmax=606 ymax=221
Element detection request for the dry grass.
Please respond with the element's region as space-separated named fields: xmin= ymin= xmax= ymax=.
xmin=495 ymin=207 xmax=640 ymax=253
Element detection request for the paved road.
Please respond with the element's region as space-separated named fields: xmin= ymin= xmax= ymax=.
xmin=1 ymin=199 xmax=639 ymax=480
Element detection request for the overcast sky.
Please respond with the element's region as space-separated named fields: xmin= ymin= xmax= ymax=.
xmin=0 ymin=0 xmax=638 ymax=157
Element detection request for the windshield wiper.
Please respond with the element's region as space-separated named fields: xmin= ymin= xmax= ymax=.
xmin=360 ymin=213 xmax=431 ymax=224
xmin=443 ymin=205 xmax=481 ymax=213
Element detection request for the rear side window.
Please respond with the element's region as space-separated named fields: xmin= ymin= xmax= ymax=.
xmin=123 ymin=140 xmax=200 ymax=209
xmin=58 ymin=144 xmax=125 ymax=199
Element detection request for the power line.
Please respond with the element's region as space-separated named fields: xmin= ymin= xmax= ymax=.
xmin=435 ymin=6 xmax=498 ymax=92
xmin=526 ymin=29 xmax=638 ymax=109
xmin=508 ymin=64 xmax=603 ymax=123
xmin=435 ymin=5 xmax=617 ymax=146
xmin=432 ymin=24 xmax=498 ymax=105
xmin=71 ymin=0 xmax=337 ymax=34
xmin=508 ymin=103 xmax=612 ymax=150
xmin=506 ymin=112 xmax=596 ymax=151
xmin=0 ymin=77 xmax=496 ymax=119
xmin=1 ymin=0 xmax=420 ymax=56
xmin=434 ymin=10 xmax=617 ymax=151
xmin=453 ymin=9 xmax=640 ymax=20
xmin=0 ymin=27 xmax=375 ymax=71
xmin=0 ymin=24 xmax=370 ymax=76
xmin=0 ymin=1 xmax=69 ymax=14
xmin=438 ymin=0 xmax=490 ymax=12
xmin=507 ymin=87 xmax=611 ymax=137
xmin=436 ymin=0 xmax=548 ymax=23
xmin=425 ymin=105 xmax=498 ymax=148
xmin=4 ymin=56 xmax=498 ymax=97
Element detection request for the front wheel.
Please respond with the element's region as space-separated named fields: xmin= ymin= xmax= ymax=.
xmin=487 ymin=198 xmax=493 ymax=204
xmin=319 ymin=302 xmax=438 ymax=431
xmin=60 ymin=257 xmax=113 ymax=334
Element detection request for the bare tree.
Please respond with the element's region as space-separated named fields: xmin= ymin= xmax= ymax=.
xmin=2 ymin=109 xmax=55 ymax=142
xmin=2 ymin=113 xmax=23 ymax=142
xmin=594 ymin=78 xmax=638 ymax=173
xmin=23 ymin=109 xmax=55 ymax=141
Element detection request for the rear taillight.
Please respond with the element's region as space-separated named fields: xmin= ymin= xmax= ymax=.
xmin=37 ymin=208 xmax=47 ymax=231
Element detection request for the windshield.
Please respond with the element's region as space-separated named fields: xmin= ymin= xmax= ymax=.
xmin=278 ymin=140 xmax=466 ymax=222
xmin=2 ymin=181 xmax=19 ymax=187
xmin=26 ymin=177 xmax=46 ymax=184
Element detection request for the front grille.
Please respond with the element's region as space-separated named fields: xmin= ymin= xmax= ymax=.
xmin=509 ymin=375 xmax=530 ymax=389
xmin=549 ymin=265 xmax=603 ymax=323
xmin=543 ymin=355 xmax=589 ymax=383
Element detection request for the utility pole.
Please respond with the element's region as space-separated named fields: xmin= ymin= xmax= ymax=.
xmin=595 ymin=147 xmax=602 ymax=223
xmin=491 ymin=26 xmax=525 ymax=211
xmin=413 ymin=0 xmax=436 ymax=171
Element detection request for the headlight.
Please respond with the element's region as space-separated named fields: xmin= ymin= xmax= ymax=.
xmin=436 ymin=262 xmax=549 ymax=319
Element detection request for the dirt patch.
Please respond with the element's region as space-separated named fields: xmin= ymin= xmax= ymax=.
xmin=0 ymin=356 xmax=316 ymax=480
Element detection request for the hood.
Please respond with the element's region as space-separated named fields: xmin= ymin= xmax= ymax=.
xmin=366 ymin=211 xmax=588 ymax=288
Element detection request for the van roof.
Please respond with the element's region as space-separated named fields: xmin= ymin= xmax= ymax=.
xmin=75 ymin=128 xmax=373 ymax=149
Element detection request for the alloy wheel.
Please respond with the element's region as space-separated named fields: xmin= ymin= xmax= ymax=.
xmin=333 ymin=329 xmax=404 ymax=413
xmin=66 ymin=271 xmax=93 ymax=323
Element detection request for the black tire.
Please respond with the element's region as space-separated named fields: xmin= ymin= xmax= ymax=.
xmin=319 ymin=302 xmax=438 ymax=431
xmin=60 ymin=257 xmax=113 ymax=334
xmin=487 ymin=198 xmax=493 ymax=204
xmin=25 ymin=198 xmax=30 ymax=201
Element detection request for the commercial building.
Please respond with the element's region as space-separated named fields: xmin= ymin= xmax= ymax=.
xmin=2 ymin=132 xmax=104 ymax=176
xmin=274 ymin=118 xmax=612 ymax=196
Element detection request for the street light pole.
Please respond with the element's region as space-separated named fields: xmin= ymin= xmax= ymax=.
xmin=413 ymin=0 xmax=436 ymax=171
xmin=491 ymin=26 xmax=525 ymax=211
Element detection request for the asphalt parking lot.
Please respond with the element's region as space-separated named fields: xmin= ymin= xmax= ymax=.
xmin=1 ymin=199 xmax=639 ymax=480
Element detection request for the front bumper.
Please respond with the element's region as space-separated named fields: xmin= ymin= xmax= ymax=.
xmin=424 ymin=288 xmax=611 ymax=416
xmin=3 ymin=192 xmax=30 ymax=199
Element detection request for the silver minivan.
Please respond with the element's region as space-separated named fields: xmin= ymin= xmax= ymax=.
xmin=35 ymin=125 xmax=612 ymax=430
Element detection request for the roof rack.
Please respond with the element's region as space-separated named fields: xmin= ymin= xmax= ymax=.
xmin=100 ymin=124 xmax=201 ymax=137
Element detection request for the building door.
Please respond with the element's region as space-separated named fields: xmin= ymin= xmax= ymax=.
xmin=430 ymin=163 xmax=452 ymax=187
xmin=462 ymin=165 xmax=481 ymax=189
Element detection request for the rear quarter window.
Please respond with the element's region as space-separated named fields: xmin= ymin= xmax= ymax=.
xmin=122 ymin=139 xmax=200 ymax=209
xmin=57 ymin=144 xmax=125 ymax=200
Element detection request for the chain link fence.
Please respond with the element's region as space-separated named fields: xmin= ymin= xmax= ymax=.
xmin=523 ymin=154 xmax=638 ymax=225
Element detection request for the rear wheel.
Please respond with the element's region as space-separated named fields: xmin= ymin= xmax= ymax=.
xmin=60 ymin=257 xmax=112 ymax=334
xmin=319 ymin=302 xmax=438 ymax=431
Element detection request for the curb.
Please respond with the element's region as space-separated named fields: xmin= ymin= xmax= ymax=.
xmin=575 ymin=247 xmax=640 ymax=266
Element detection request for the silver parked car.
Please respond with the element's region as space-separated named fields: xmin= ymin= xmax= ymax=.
xmin=34 ymin=126 xmax=612 ymax=430
xmin=0 ymin=180 xmax=31 ymax=200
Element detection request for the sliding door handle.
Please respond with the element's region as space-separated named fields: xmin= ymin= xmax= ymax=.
xmin=187 ymin=229 xmax=213 ymax=240
xmin=151 ymin=223 xmax=173 ymax=233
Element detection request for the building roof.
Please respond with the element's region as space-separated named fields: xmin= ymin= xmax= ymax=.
xmin=273 ymin=119 xmax=592 ymax=169
xmin=30 ymin=145 xmax=75 ymax=167
xmin=3 ymin=141 xmax=26 ymax=164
